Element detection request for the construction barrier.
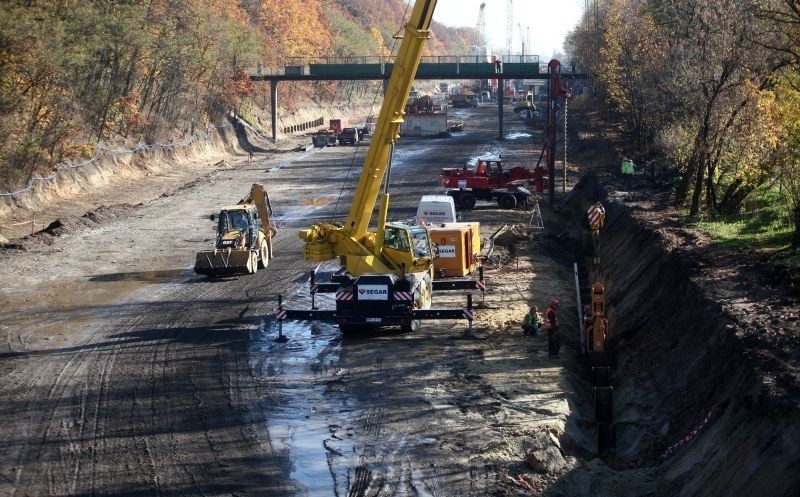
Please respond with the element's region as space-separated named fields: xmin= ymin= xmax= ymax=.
xmin=282 ymin=117 xmax=324 ymax=134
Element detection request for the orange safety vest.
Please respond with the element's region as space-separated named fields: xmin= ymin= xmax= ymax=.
xmin=544 ymin=305 xmax=559 ymax=330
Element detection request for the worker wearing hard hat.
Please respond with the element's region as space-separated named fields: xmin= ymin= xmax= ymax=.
xmin=521 ymin=305 xmax=542 ymax=337
xmin=545 ymin=299 xmax=561 ymax=357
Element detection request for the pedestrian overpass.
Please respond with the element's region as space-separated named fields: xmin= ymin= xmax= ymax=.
xmin=249 ymin=55 xmax=583 ymax=141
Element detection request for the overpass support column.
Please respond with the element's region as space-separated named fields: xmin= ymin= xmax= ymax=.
xmin=497 ymin=77 xmax=504 ymax=140
xmin=270 ymin=80 xmax=278 ymax=142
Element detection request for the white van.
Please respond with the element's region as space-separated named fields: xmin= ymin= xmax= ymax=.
xmin=416 ymin=195 xmax=457 ymax=226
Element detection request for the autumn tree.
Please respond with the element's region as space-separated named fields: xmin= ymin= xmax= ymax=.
xmin=0 ymin=0 xmax=478 ymax=192
xmin=572 ymin=0 xmax=791 ymax=217
xmin=591 ymin=0 xmax=669 ymax=146
xmin=751 ymin=0 xmax=800 ymax=249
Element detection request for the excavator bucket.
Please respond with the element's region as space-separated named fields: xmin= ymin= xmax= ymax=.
xmin=194 ymin=249 xmax=256 ymax=276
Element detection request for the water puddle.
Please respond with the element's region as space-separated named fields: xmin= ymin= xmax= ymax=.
xmin=254 ymin=289 xmax=354 ymax=495
xmin=506 ymin=131 xmax=533 ymax=140
xmin=88 ymin=269 xmax=191 ymax=283
xmin=391 ymin=143 xmax=436 ymax=171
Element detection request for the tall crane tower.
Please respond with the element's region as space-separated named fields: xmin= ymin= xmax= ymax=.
xmin=517 ymin=24 xmax=531 ymax=59
xmin=477 ymin=2 xmax=486 ymax=44
xmin=505 ymin=0 xmax=513 ymax=58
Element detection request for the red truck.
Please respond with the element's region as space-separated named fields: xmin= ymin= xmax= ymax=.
xmin=329 ymin=118 xmax=348 ymax=134
xmin=440 ymin=158 xmax=548 ymax=210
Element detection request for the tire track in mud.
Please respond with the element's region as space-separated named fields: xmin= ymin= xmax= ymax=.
xmin=343 ymin=353 xmax=388 ymax=497
xmin=5 ymin=274 xmax=279 ymax=495
xmin=337 ymin=342 xmax=461 ymax=497
xmin=11 ymin=308 xmax=145 ymax=495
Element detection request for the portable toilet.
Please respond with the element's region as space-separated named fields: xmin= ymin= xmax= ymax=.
xmin=428 ymin=221 xmax=481 ymax=277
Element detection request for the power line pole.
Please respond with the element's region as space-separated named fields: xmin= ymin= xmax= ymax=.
xmin=506 ymin=0 xmax=513 ymax=60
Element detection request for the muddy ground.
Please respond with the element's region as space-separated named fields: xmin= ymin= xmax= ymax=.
xmin=0 ymin=102 xmax=798 ymax=497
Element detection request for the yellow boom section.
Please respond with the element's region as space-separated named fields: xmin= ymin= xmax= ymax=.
xmin=344 ymin=0 xmax=437 ymax=237
xmin=299 ymin=0 xmax=437 ymax=277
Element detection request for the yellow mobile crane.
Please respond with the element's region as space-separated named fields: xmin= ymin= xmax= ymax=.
xmin=278 ymin=0 xmax=479 ymax=333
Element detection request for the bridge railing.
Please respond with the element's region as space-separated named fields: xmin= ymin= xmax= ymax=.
xmin=282 ymin=54 xmax=539 ymax=65
xmin=250 ymin=54 xmax=541 ymax=79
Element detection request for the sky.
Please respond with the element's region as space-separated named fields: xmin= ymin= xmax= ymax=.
xmin=431 ymin=0 xmax=585 ymax=59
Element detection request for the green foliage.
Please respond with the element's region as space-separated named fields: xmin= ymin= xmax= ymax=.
xmin=570 ymin=0 xmax=800 ymax=248
xmin=327 ymin=9 xmax=380 ymax=57
xmin=694 ymin=187 xmax=794 ymax=251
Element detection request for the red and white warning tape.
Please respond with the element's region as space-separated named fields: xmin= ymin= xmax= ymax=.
xmin=336 ymin=290 xmax=353 ymax=301
xmin=393 ymin=292 xmax=412 ymax=301
xmin=658 ymin=404 xmax=718 ymax=461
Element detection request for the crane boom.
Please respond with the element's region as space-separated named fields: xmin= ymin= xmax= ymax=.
xmin=300 ymin=0 xmax=438 ymax=278
xmin=283 ymin=0 xmax=483 ymax=334
xmin=344 ymin=0 xmax=436 ymax=236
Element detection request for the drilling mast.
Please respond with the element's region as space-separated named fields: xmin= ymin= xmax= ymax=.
xmin=477 ymin=2 xmax=486 ymax=44
xmin=505 ymin=0 xmax=513 ymax=59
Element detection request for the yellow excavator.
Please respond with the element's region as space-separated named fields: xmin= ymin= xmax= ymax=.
xmin=194 ymin=183 xmax=277 ymax=276
xmin=279 ymin=0 xmax=478 ymax=333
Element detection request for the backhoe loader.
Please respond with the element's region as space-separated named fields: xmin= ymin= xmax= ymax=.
xmin=194 ymin=183 xmax=277 ymax=277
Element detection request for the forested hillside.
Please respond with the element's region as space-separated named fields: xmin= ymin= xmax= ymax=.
xmin=567 ymin=0 xmax=800 ymax=250
xmin=0 ymin=0 xmax=478 ymax=192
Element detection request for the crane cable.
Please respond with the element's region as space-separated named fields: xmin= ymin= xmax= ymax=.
xmin=329 ymin=1 xmax=413 ymax=221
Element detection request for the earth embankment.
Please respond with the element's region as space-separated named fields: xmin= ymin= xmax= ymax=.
xmin=564 ymin=172 xmax=800 ymax=497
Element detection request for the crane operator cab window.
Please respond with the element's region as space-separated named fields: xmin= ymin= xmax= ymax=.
xmin=410 ymin=227 xmax=432 ymax=258
xmin=384 ymin=227 xmax=411 ymax=252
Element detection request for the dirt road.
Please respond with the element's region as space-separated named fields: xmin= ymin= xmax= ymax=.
xmin=0 ymin=104 xmax=597 ymax=496
xmin=3 ymin=102 xmax=798 ymax=497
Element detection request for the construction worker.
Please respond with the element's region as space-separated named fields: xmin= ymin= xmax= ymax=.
xmin=621 ymin=157 xmax=635 ymax=188
xmin=521 ymin=305 xmax=542 ymax=336
xmin=545 ymin=299 xmax=561 ymax=357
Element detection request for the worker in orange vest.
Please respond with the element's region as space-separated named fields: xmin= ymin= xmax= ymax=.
xmin=545 ymin=299 xmax=561 ymax=357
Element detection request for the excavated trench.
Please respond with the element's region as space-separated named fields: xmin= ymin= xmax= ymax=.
xmin=562 ymin=172 xmax=799 ymax=497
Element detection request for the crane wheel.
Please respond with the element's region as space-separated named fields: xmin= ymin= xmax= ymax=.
xmin=498 ymin=193 xmax=517 ymax=209
xmin=459 ymin=192 xmax=476 ymax=210
xmin=401 ymin=319 xmax=421 ymax=333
